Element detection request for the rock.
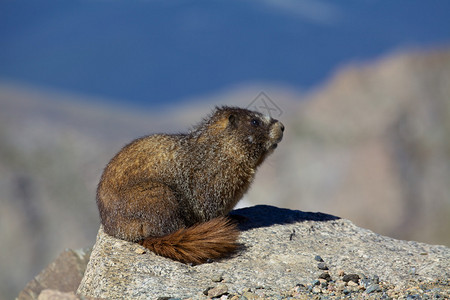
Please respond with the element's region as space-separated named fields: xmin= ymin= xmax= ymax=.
xmin=318 ymin=272 xmax=332 ymax=282
xmin=77 ymin=205 xmax=450 ymax=299
xmin=335 ymin=280 xmax=346 ymax=291
xmin=241 ymin=291 xmax=258 ymax=299
xmin=17 ymin=248 xmax=91 ymax=300
xmin=37 ymin=290 xmax=78 ymax=300
xmin=365 ymin=284 xmax=382 ymax=294
xmin=360 ymin=274 xmax=380 ymax=288
xmin=314 ymin=255 xmax=324 ymax=262
xmin=347 ymin=280 xmax=358 ymax=287
xmin=342 ymin=274 xmax=360 ymax=284
xmin=206 ymin=284 xmax=228 ymax=298
xmin=347 ymin=284 xmax=360 ymax=292
xmin=317 ymin=262 xmax=329 ymax=270
xmin=211 ymin=273 xmax=224 ymax=283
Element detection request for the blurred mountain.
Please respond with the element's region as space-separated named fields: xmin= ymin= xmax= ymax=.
xmin=1 ymin=47 xmax=450 ymax=299
xmin=253 ymin=47 xmax=450 ymax=246
xmin=1 ymin=1 xmax=450 ymax=108
xmin=0 ymin=84 xmax=186 ymax=299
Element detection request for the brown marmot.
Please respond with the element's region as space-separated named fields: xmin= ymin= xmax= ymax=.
xmin=97 ymin=106 xmax=284 ymax=264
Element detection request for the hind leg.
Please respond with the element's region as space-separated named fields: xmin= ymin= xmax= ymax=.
xmin=103 ymin=182 xmax=186 ymax=241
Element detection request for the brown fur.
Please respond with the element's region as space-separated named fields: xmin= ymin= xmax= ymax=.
xmin=139 ymin=217 xmax=239 ymax=264
xmin=96 ymin=106 xmax=284 ymax=264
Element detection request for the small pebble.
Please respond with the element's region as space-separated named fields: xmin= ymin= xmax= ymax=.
xmin=134 ymin=248 xmax=146 ymax=254
xmin=317 ymin=262 xmax=329 ymax=270
xmin=348 ymin=285 xmax=360 ymax=293
xmin=372 ymin=275 xmax=380 ymax=284
xmin=203 ymin=287 xmax=212 ymax=296
xmin=312 ymin=279 xmax=320 ymax=286
xmin=365 ymin=284 xmax=382 ymax=294
xmin=360 ymin=278 xmax=372 ymax=288
xmin=207 ymin=284 xmax=228 ymax=298
xmin=242 ymin=291 xmax=258 ymax=300
xmin=211 ymin=273 xmax=224 ymax=282
xmin=342 ymin=274 xmax=360 ymax=284
xmin=347 ymin=281 xmax=358 ymax=287
xmin=314 ymin=255 xmax=324 ymax=262
xmin=318 ymin=272 xmax=332 ymax=282
xmin=335 ymin=280 xmax=346 ymax=290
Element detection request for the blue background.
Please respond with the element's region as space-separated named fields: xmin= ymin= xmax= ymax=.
xmin=1 ymin=0 xmax=450 ymax=108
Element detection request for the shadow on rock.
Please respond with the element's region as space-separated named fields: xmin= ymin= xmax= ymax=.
xmin=230 ymin=205 xmax=340 ymax=231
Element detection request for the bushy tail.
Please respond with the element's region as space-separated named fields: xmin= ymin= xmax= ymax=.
xmin=139 ymin=217 xmax=239 ymax=264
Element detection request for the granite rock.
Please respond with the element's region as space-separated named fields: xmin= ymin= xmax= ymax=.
xmin=77 ymin=205 xmax=450 ymax=299
xmin=17 ymin=248 xmax=91 ymax=300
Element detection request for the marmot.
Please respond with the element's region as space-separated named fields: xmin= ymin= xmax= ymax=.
xmin=97 ymin=106 xmax=284 ymax=264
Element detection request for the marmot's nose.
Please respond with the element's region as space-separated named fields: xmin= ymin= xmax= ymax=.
xmin=280 ymin=122 xmax=285 ymax=132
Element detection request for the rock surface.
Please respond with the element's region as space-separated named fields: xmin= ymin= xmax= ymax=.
xmin=77 ymin=205 xmax=450 ymax=299
xmin=17 ymin=248 xmax=91 ymax=300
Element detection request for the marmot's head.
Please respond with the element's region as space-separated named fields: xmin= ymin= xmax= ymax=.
xmin=200 ymin=106 xmax=284 ymax=167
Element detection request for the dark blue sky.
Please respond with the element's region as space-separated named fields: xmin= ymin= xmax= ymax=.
xmin=1 ymin=0 xmax=450 ymax=109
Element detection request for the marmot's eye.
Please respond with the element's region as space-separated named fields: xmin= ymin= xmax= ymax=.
xmin=251 ymin=119 xmax=261 ymax=127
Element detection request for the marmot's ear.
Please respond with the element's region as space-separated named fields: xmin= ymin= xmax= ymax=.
xmin=228 ymin=114 xmax=237 ymax=127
